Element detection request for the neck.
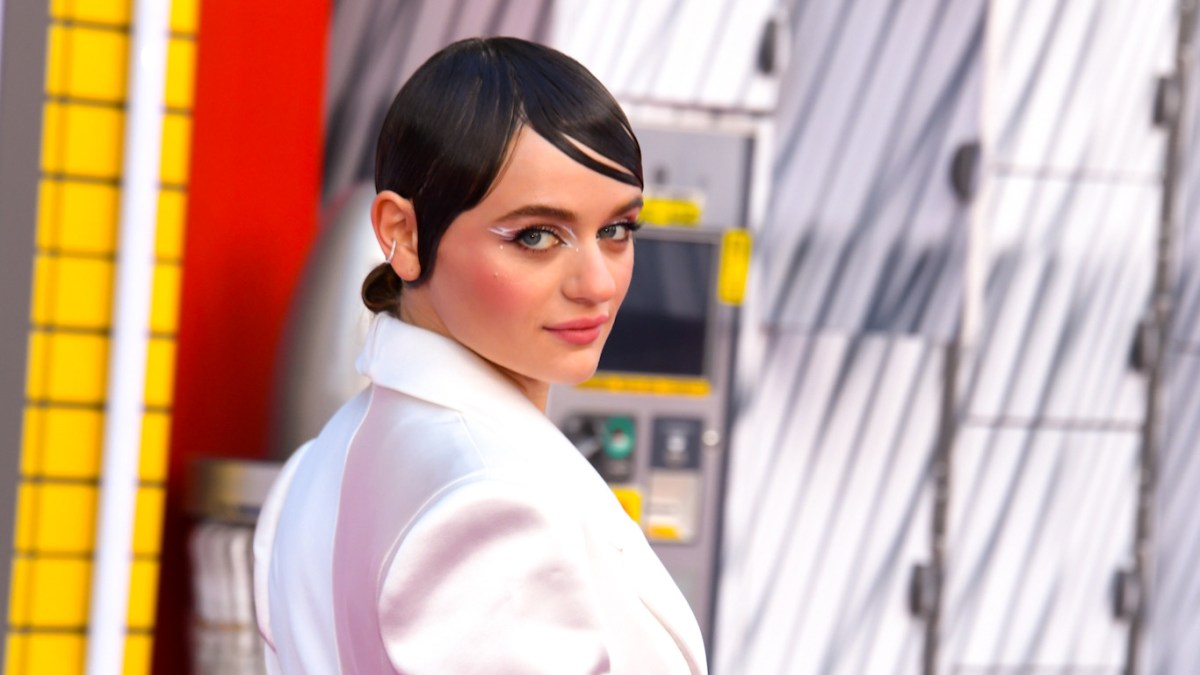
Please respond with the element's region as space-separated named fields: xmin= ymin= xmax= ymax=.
xmin=399 ymin=296 xmax=551 ymax=413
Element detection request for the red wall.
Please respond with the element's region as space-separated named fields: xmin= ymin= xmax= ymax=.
xmin=153 ymin=1 xmax=329 ymax=670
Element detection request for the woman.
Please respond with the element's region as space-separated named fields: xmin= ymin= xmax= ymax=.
xmin=253 ymin=37 xmax=707 ymax=674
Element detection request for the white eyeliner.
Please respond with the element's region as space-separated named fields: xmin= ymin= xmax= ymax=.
xmin=487 ymin=224 xmax=579 ymax=248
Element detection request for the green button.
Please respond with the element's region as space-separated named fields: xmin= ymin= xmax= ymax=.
xmin=603 ymin=416 xmax=635 ymax=459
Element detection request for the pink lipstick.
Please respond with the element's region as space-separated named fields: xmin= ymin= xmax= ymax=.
xmin=545 ymin=316 xmax=608 ymax=345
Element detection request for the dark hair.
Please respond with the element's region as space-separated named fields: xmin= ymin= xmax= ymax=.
xmin=362 ymin=37 xmax=643 ymax=315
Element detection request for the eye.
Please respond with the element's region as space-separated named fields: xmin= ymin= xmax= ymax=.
xmin=599 ymin=220 xmax=641 ymax=242
xmin=514 ymin=227 xmax=563 ymax=251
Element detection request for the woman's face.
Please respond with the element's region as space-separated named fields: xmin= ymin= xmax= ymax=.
xmin=403 ymin=127 xmax=643 ymax=405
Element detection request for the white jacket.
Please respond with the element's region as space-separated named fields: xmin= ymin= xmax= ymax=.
xmin=253 ymin=314 xmax=707 ymax=674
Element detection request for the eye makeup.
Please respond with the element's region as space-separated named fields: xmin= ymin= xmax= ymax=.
xmin=488 ymin=224 xmax=579 ymax=249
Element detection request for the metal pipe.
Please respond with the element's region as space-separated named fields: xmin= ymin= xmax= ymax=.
xmin=924 ymin=339 xmax=960 ymax=675
xmin=85 ymin=0 xmax=170 ymax=672
xmin=1125 ymin=2 xmax=1195 ymax=673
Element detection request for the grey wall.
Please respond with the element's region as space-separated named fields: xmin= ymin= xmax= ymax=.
xmin=0 ymin=0 xmax=47 ymax=662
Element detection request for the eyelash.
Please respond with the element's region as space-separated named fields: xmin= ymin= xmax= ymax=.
xmin=509 ymin=220 xmax=643 ymax=252
xmin=604 ymin=219 xmax=643 ymax=240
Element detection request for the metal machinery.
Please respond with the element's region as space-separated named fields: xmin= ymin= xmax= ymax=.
xmin=186 ymin=460 xmax=279 ymax=675
xmin=547 ymin=122 xmax=756 ymax=646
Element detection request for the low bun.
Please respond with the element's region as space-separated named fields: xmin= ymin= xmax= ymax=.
xmin=361 ymin=263 xmax=403 ymax=316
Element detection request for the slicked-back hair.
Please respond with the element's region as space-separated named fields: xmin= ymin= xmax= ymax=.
xmin=362 ymin=37 xmax=643 ymax=315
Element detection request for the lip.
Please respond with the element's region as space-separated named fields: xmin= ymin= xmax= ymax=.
xmin=545 ymin=315 xmax=608 ymax=345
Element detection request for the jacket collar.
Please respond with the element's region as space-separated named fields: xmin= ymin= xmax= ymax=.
xmin=355 ymin=314 xmax=546 ymax=424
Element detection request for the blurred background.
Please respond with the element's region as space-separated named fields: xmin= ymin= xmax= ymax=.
xmin=1 ymin=0 xmax=1199 ymax=673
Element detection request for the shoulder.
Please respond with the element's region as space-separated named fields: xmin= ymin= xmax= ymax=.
xmin=253 ymin=440 xmax=316 ymax=647
xmin=376 ymin=478 xmax=611 ymax=673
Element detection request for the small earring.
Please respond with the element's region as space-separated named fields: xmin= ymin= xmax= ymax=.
xmin=385 ymin=239 xmax=397 ymax=264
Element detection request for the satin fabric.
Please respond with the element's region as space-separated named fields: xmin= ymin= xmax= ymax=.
xmin=254 ymin=315 xmax=707 ymax=674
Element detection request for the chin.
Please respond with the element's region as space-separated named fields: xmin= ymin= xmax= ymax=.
xmin=551 ymin=359 xmax=601 ymax=386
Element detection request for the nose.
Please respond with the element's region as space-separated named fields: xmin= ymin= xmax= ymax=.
xmin=563 ymin=244 xmax=617 ymax=304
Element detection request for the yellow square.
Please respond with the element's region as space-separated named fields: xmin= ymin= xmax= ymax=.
xmin=144 ymin=337 xmax=176 ymax=408
xmin=140 ymin=411 xmax=171 ymax=483
xmin=52 ymin=256 xmax=115 ymax=329
xmin=170 ymin=0 xmax=199 ymax=34
xmin=63 ymin=103 xmax=124 ymax=179
xmin=42 ymin=407 xmax=105 ymax=479
xmin=60 ymin=180 xmax=120 ymax=254
xmin=8 ymin=558 xmax=31 ymax=625
xmin=36 ymin=179 xmax=63 ymax=251
xmin=24 ymin=633 xmax=86 ymax=673
xmin=44 ymin=25 xmax=66 ymax=98
xmin=140 ymin=408 xmax=171 ymax=480
xmin=149 ymin=262 xmax=181 ymax=334
xmin=123 ymin=633 xmax=153 ymax=675
xmin=126 ymin=559 xmax=159 ymax=629
xmin=46 ymin=332 xmax=110 ymax=404
xmin=29 ymin=254 xmax=52 ymax=326
xmin=35 ymin=483 xmax=98 ymax=554
xmin=159 ymin=113 xmax=191 ymax=185
xmin=40 ymin=102 xmax=64 ymax=174
xmin=20 ymin=407 xmax=45 ymax=477
xmin=13 ymin=483 xmax=36 ymax=553
xmin=63 ymin=0 xmax=132 ymax=25
xmin=29 ymin=558 xmax=91 ymax=627
xmin=165 ymin=37 xmax=196 ymax=110
xmin=132 ymin=486 xmax=165 ymax=556
xmin=25 ymin=331 xmax=49 ymax=401
xmin=155 ymin=190 xmax=187 ymax=260
xmin=4 ymin=633 xmax=28 ymax=675
xmin=65 ymin=27 xmax=130 ymax=102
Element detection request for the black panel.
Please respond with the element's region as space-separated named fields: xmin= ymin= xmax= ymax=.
xmin=599 ymin=237 xmax=714 ymax=377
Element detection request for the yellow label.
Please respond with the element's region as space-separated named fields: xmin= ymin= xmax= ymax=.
xmin=610 ymin=487 xmax=642 ymax=524
xmin=646 ymin=523 xmax=683 ymax=541
xmin=718 ymin=229 xmax=752 ymax=305
xmin=641 ymin=196 xmax=703 ymax=227
xmin=579 ymin=374 xmax=711 ymax=397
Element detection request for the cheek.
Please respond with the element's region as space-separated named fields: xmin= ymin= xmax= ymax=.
xmin=456 ymin=256 xmax=540 ymax=317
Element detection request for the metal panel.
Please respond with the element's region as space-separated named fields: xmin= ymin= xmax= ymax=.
xmin=943 ymin=427 xmax=1136 ymax=670
xmin=551 ymin=0 xmax=782 ymax=113
xmin=714 ymin=332 xmax=936 ymax=675
xmin=989 ymin=0 xmax=1174 ymax=180
xmin=759 ymin=0 xmax=984 ymax=340
xmin=1152 ymin=7 xmax=1200 ymax=674
xmin=963 ymin=177 xmax=1154 ymax=426
xmin=1152 ymin=354 xmax=1200 ymax=673
xmin=321 ymin=0 xmax=553 ymax=203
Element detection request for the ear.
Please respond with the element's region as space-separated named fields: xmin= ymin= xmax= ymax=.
xmin=371 ymin=190 xmax=421 ymax=282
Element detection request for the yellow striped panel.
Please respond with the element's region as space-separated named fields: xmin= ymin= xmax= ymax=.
xmin=7 ymin=2 xmax=201 ymax=672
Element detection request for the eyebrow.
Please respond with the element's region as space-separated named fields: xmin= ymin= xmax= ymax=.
xmin=497 ymin=196 xmax=644 ymax=223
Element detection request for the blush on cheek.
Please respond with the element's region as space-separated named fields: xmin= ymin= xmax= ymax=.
xmin=464 ymin=262 xmax=530 ymax=315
